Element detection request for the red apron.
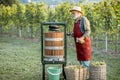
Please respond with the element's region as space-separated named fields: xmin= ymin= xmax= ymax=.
xmin=73 ymin=20 xmax=91 ymax=61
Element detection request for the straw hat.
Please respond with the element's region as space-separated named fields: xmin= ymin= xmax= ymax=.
xmin=70 ymin=6 xmax=83 ymax=14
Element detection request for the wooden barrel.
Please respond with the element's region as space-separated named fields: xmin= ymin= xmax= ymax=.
xmin=44 ymin=32 xmax=64 ymax=57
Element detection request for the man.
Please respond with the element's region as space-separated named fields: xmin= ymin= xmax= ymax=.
xmin=70 ymin=6 xmax=92 ymax=78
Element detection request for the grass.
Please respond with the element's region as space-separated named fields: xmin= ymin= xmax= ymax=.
xmin=0 ymin=35 xmax=120 ymax=80
xmin=0 ymin=35 xmax=41 ymax=80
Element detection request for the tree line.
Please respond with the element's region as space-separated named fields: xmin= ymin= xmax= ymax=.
xmin=0 ymin=0 xmax=119 ymax=38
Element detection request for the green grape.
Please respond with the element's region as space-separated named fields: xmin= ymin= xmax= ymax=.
xmin=91 ymin=61 xmax=105 ymax=66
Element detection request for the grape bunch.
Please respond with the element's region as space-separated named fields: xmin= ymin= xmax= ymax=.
xmin=91 ymin=61 xmax=105 ymax=66
xmin=68 ymin=65 xmax=84 ymax=69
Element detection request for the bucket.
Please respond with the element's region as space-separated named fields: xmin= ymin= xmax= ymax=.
xmin=47 ymin=67 xmax=62 ymax=80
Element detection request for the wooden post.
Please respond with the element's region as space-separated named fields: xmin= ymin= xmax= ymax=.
xmin=105 ymin=32 xmax=108 ymax=52
xmin=115 ymin=34 xmax=118 ymax=54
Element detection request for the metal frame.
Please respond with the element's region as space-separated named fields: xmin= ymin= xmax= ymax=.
xmin=41 ymin=22 xmax=67 ymax=80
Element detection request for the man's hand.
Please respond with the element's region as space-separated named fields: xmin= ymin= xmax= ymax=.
xmin=78 ymin=36 xmax=84 ymax=41
xmin=71 ymin=32 xmax=74 ymax=37
xmin=77 ymin=36 xmax=85 ymax=44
